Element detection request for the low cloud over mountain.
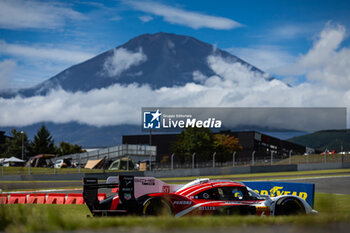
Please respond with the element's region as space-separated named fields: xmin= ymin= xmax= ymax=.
xmin=1 ymin=25 xmax=350 ymax=144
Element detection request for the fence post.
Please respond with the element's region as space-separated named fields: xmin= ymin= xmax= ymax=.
xmin=149 ymin=154 xmax=152 ymax=171
xmin=78 ymin=154 xmax=81 ymax=173
xmin=270 ymin=151 xmax=273 ymax=166
xmin=127 ymin=156 xmax=129 ymax=171
xmin=171 ymin=153 xmax=174 ymax=170
xmin=192 ymin=153 xmax=196 ymax=169
xmin=289 ymin=150 xmax=292 ymax=165
xmin=232 ymin=152 xmax=236 ymax=167
xmin=213 ymin=152 xmax=216 ymax=168
xmin=252 ymin=151 xmax=255 ymax=166
xmin=54 ymin=155 xmax=57 ymax=175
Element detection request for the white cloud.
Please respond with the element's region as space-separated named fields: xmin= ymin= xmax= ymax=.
xmin=1 ymin=24 xmax=350 ymax=128
xmin=126 ymin=0 xmax=242 ymax=30
xmin=0 ymin=0 xmax=85 ymax=30
xmin=0 ymin=40 xmax=95 ymax=64
xmin=110 ymin=16 xmax=122 ymax=21
xmin=0 ymin=60 xmax=16 ymax=89
xmin=268 ymin=24 xmax=316 ymax=40
xmin=226 ymin=46 xmax=296 ymax=72
xmin=275 ymin=23 xmax=350 ymax=90
xmin=139 ymin=15 xmax=154 ymax=23
xmin=103 ymin=47 xmax=147 ymax=77
xmin=1 ymin=52 xmax=349 ymax=128
xmin=192 ymin=71 xmax=207 ymax=83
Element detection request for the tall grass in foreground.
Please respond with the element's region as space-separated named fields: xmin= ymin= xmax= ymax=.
xmin=1 ymin=193 xmax=350 ymax=233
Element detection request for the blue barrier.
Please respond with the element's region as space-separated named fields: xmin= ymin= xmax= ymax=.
xmin=243 ymin=181 xmax=315 ymax=208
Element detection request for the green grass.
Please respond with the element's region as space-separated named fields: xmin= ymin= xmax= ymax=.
xmin=1 ymin=193 xmax=350 ymax=233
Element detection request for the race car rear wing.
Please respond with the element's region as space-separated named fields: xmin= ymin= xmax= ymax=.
xmin=83 ymin=177 xmax=119 ymax=214
xmin=83 ymin=175 xmax=180 ymax=214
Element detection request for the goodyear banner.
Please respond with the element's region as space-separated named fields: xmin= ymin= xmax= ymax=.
xmin=243 ymin=181 xmax=315 ymax=207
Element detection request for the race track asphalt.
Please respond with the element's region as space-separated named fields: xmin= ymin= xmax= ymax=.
xmin=1 ymin=172 xmax=350 ymax=194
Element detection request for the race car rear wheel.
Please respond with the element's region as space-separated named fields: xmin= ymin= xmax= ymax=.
xmin=142 ymin=198 xmax=173 ymax=216
xmin=274 ymin=198 xmax=305 ymax=215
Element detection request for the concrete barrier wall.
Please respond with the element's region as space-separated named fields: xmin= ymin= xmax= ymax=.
xmin=1 ymin=162 xmax=349 ymax=181
xmin=145 ymin=165 xmax=294 ymax=178
xmin=0 ymin=171 xmax=144 ymax=181
xmin=297 ymin=163 xmax=343 ymax=171
xmin=251 ymin=165 xmax=297 ymax=173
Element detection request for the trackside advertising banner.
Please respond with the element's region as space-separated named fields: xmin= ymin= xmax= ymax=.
xmin=243 ymin=181 xmax=315 ymax=207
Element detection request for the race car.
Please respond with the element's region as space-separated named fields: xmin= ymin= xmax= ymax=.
xmin=83 ymin=175 xmax=318 ymax=217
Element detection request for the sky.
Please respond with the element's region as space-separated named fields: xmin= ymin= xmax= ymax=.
xmin=0 ymin=0 xmax=350 ymax=128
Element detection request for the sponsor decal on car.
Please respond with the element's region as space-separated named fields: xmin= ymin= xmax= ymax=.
xmin=173 ymin=201 xmax=192 ymax=205
xmin=243 ymin=181 xmax=315 ymax=207
xmin=135 ymin=178 xmax=156 ymax=186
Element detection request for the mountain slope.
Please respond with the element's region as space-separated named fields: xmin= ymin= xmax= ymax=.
xmin=3 ymin=32 xmax=267 ymax=97
xmin=0 ymin=32 xmax=276 ymax=146
xmin=288 ymin=129 xmax=350 ymax=152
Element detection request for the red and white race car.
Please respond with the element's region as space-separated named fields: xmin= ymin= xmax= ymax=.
xmin=83 ymin=175 xmax=318 ymax=216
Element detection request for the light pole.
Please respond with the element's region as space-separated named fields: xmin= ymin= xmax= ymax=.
xmin=20 ymin=131 xmax=24 ymax=160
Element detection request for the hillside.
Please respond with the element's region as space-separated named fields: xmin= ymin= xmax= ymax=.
xmin=288 ymin=129 xmax=350 ymax=152
xmin=0 ymin=32 xmax=268 ymax=98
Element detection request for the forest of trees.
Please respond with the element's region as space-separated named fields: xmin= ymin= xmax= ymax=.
xmin=0 ymin=124 xmax=85 ymax=159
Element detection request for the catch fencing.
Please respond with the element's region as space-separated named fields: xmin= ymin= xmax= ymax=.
xmin=60 ymin=144 xmax=156 ymax=165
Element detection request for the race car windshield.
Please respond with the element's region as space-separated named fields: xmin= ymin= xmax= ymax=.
xmin=194 ymin=187 xmax=252 ymax=201
xmin=217 ymin=187 xmax=250 ymax=200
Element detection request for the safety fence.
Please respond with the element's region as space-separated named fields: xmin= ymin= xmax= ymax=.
xmin=152 ymin=153 xmax=350 ymax=171
xmin=1 ymin=153 xmax=350 ymax=176
xmin=0 ymin=193 xmax=106 ymax=204
xmin=60 ymin=144 xmax=156 ymax=165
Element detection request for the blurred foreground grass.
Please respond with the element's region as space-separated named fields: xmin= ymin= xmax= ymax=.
xmin=1 ymin=193 xmax=350 ymax=233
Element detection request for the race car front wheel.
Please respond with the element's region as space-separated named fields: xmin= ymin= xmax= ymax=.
xmin=274 ymin=197 xmax=306 ymax=215
xmin=142 ymin=198 xmax=173 ymax=216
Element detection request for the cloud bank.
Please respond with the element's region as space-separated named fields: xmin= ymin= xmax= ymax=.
xmin=0 ymin=0 xmax=85 ymax=30
xmin=103 ymin=47 xmax=147 ymax=77
xmin=126 ymin=0 xmax=242 ymax=30
xmin=0 ymin=60 xmax=16 ymax=90
xmin=0 ymin=23 xmax=349 ymax=127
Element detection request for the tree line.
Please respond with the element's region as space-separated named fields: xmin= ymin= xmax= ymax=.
xmin=0 ymin=125 xmax=85 ymax=160
xmin=171 ymin=128 xmax=242 ymax=163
